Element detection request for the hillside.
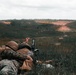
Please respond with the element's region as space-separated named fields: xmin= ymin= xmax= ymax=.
xmin=0 ymin=19 xmax=76 ymax=73
xmin=67 ymin=21 xmax=76 ymax=29
xmin=57 ymin=25 xmax=71 ymax=32
xmin=35 ymin=20 xmax=73 ymax=25
xmin=0 ymin=19 xmax=76 ymax=39
xmin=0 ymin=20 xmax=61 ymax=38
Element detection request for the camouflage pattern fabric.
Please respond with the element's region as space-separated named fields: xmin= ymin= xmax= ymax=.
xmin=0 ymin=59 xmax=19 ymax=75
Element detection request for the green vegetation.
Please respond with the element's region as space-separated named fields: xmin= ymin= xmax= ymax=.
xmin=67 ymin=21 xmax=76 ymax=28
xmin=0 ymin=20 xmax=61 ymax=38
xmin=0 ymin=19 xmax=76 ymax=75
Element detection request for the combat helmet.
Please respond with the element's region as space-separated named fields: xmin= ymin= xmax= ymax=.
xmin=6 ymin=41 xmax=18 ymax=51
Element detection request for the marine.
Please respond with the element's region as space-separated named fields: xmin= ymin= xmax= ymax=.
xmin=0 ymin=38 xmax=34 ymax=75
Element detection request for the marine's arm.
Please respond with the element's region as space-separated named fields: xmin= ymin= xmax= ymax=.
xmin=0 ymin=49 xmax=27 ymax=61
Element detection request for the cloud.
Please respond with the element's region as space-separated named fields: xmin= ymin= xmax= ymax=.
xmin=0 ymin=0 xmax=76 ymax=20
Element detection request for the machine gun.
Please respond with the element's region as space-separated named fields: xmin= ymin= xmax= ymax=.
xmin=31 ymin=39 xmax=39 ymax=64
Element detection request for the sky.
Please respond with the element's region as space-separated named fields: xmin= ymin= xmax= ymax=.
xmin=0 ymin=0 xmax=76 ymax=20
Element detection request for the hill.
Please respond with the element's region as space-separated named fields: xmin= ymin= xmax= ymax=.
xmin=0 ymin=19 xmax=61 ymax=38
xmin=0 ymin=19 xmax=76 ymax=73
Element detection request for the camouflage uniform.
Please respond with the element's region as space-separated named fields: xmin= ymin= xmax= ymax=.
xmin=0 ymin=49 xmax=27 ymax=75
xmin=0 ymin=40 xmax=34 ymax=75
xmin=0 ymin=59 xmax=19 ymax=75
xmin=0 ymin=41 xmax=27 ymax=75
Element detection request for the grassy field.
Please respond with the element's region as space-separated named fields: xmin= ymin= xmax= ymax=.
xmin=0 ymin=19 xmax=76 ymax=75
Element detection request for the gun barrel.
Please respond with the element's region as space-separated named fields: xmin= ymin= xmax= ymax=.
xmin=31 ymin=39 xmax=35 ymax=50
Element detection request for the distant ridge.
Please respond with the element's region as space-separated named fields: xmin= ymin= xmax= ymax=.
xmin=35 ymin=20 xmax=73 ymax=26
xmin=0 ymin=21 xmax=11 ymax=25
xmin=51 ymin=21 xmax=72 ymax=26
